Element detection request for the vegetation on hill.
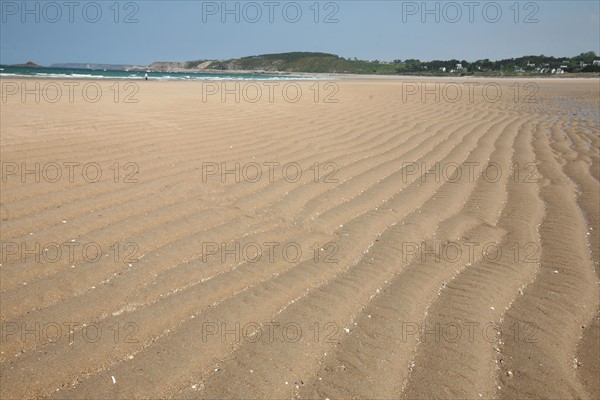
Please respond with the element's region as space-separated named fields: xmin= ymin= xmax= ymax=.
xmin=186 ymin=51 xmax=600 ymax=75
xmin=187 ymin=52 xmax=399 ymax=74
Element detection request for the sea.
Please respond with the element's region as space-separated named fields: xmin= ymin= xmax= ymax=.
xmin=0 ymin=66 xmax=313 ymax=81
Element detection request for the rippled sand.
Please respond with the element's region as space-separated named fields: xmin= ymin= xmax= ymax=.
xmin=1 ymin=77 xmax=598 ymax=399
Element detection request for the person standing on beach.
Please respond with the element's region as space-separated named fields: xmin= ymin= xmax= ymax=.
xmin=144 ymin=72 xmax=148 ymax=81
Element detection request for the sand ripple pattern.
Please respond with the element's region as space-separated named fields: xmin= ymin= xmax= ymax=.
xmin=0 ymin=79 xmax=598 ymax=399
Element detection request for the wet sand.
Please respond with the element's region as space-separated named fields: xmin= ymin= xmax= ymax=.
xmin=0 ymin=77 xmax=598 ymax=399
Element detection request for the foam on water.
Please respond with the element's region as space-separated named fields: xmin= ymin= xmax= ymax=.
xmin=0 ymin=66 xmax=319 ymax=81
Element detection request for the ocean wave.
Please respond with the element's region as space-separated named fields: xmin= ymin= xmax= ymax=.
xmin=0 ymin=72 xmax=321 ymax=81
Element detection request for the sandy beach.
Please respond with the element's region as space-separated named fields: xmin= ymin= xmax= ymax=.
xmin=0 ymin=77 xmax=598 ymax=399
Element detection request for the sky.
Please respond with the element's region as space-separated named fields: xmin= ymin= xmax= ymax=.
xmin=1 ymin=0 xmax=599 ymax=66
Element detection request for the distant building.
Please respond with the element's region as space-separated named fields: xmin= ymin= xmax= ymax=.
xmin=439 ymin=67 xmax=446 ymax=72
xmin=593 ymin=60 xmax=600 ymax=66
xmin=456 ymin=63 xmax=463 ymax=70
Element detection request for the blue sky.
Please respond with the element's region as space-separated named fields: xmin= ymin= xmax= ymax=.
xmin=1 ymin=1 xmax=599 ymax=65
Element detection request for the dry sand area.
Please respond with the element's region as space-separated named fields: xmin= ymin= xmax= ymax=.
xmin=0 ymin=77 xmax=599 ymax=399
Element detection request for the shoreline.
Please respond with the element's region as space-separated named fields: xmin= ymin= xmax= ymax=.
xmin=2 ymin=73 xmax=599 ymax=82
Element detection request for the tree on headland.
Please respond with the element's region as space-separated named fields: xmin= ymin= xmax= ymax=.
xmin=145 ymin=51 xmax=600 ymax=75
